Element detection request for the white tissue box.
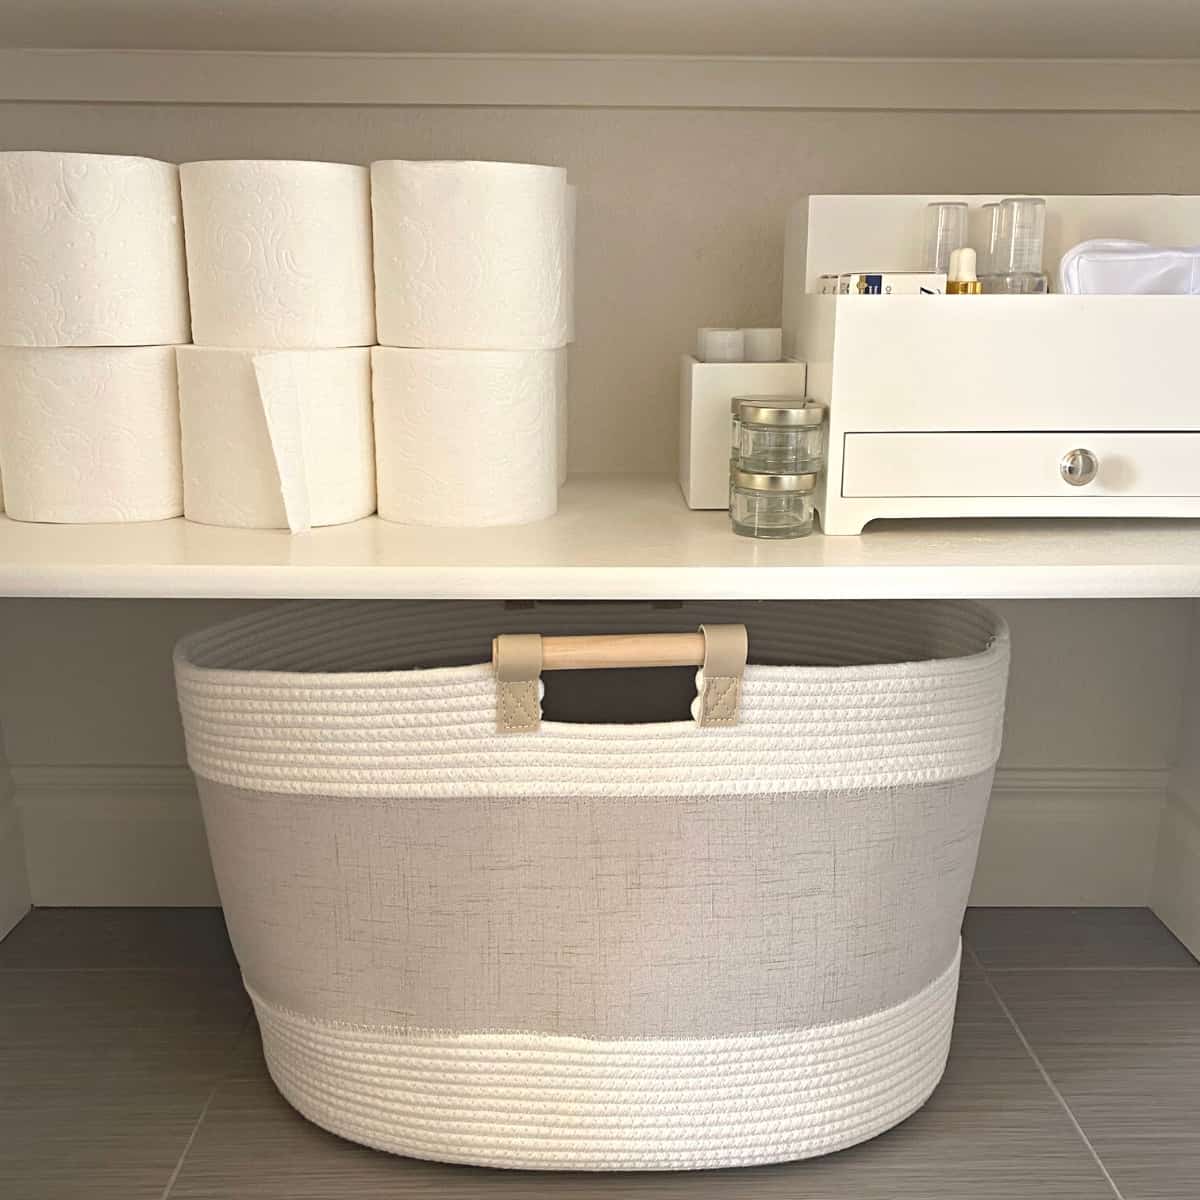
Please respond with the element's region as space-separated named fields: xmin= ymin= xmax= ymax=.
xmin=678 ymin=355 xmax=808 ymax=509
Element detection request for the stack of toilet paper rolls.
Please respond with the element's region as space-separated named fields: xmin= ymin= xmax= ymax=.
xmin=370 ymin=160 xmax=575 ymax=526
xmin=176 ymin=159 xmax=377 ymax=530
xmin=0 ymin=151 xmax=189 ymax=522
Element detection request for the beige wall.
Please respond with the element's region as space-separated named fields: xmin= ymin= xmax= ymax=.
xmin=0 ymin=597 xmax=1187 ymax=773
xmin=1 ymin=102 xmax=1196 ymax=903
xmin=4 ymin=104 xmax=1200 ymax=471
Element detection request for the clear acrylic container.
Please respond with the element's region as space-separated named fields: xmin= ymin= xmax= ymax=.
xmin=981 ymin=197 xmax=1049 ymax=294
xmin=733 ymin=396 xmax=826 ymax=474
xmin=981 ymin=271 xmax=1049 ymax=295
xmin=730 ymin=469 xmax=817 ymax=539
xmin=922 ymin=201 xmax=968 ymax=274
xmin=979 ymin=202 xmax=1001 ymax=276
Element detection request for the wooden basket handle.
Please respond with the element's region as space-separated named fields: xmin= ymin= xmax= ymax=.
xmin=492 ymin=625 xmax=748 ymax=733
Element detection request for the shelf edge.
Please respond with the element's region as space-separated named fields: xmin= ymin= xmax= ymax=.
xmin=2 ymin=563 xmax=1199 ymax=601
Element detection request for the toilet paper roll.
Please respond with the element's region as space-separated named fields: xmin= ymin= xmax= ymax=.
xmin=178 ymin=347 xmax=375 ymax=531
xmin=743 ymin=328 xmax=783 ymax=362
xmin=0 ymin=346 xmax=182 ymax=523
xmin=372 ymin=347 xmax=561 ymax=527
xmin=564 ymin=183 xmax=577 ymax=345
xmin=557 ymin=350 xmax=569 ymax=488
xmin=180 ymin=160 xmax=375 ymax=348
xmin=0 ymin=152 xmax=189 ymax=347
xmin=697 ymin=328 xmax=745 ymax=363
xmin=371 ymin=160 xmax=571 ymax=350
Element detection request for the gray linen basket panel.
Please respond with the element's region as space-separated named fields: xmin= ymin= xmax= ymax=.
xmin=199 ymin=772 xmax=992 ymax=1037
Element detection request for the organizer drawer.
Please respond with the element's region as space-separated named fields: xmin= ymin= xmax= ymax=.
xmin=842 ymin=432 xmax=1200 ymax=498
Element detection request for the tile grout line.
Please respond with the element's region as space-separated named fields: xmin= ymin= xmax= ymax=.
xmin=159 ymin=1008 xmax=254 ymax=1200
xmin=158 ymin=1083 xmax=218 ymax=1200
xmin=984 ymin=965 xmax=1199 ymax=973
xmin=0 ymin=966 xmax=239 ymax=973
xmin=965 ymin=942 xmax=1126 ymax=1200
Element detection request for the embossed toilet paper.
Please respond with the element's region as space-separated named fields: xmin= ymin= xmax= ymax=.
xmin=0 ymin=346 xmax=182 ymax=522
xmin=557 ymin=350 xmax=569 ymax=487
xmin=180 ymin=160 xmax=375 ymax=348
xmin=371 ymin=160 xmax=572 ymax=350
xmin=0 ymin=152 xmax=190 ymax=347
xmin=372 ymin=347 xmax=562 ymax=526
xmin=177 ymin=346 xmax=375 ymax=531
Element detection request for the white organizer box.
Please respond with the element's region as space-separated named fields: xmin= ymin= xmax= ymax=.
xmin=784 ymin=195 xmax=1200 ymax=535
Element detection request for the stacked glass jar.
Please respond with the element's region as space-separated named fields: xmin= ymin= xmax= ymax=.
xmin=729 ymin=395 xmax=826 ymax=539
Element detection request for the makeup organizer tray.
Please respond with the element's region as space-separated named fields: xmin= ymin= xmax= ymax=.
xmin=785 ymin=194 xmax=1200 ymax=535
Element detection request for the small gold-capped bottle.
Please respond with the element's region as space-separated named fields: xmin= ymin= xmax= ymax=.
xmin=947 ymin=247 xmax=982 ymax=295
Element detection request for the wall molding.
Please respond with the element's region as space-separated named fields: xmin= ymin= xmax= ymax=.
xmin=1151 ymin=792 xmax=1200 ymax=957
xmin=12 ymin=764 xmax=197 ymax=795
xmin=0 ymin=786 xmax=31 ymax=938
xmin=13 ymin=764 xmax=218 ymax=907
xmin=8 ymin=762 xmax=1168 ymax=909
xmin=972 ymin=766 xmax=1167 ymax=907
xmin=2 ymin=49 xmax=1200 ymax=111
xmin=992 ymin=766 xmax=1169 ymax=795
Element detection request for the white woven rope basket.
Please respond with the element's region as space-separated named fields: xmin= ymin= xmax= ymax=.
xmin=176 ymin=599 xmax=1009 ymax=1171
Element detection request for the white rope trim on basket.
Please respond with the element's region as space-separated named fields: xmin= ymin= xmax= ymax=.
xmin=176 ymin=601 xmax=1010 ymax=798
xmin=246 ymin=944 xmax=961 ymax=1172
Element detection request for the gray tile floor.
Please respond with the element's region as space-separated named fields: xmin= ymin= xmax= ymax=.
xmin=0 ymin=908 xmax=1196 ymax=1200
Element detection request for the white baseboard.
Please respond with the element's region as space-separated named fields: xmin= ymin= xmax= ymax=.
xmin=1151 ymin=791 xmax=1200 ymax=959
xmin=0 ymin=790 xmax=32 ymax=938
xmin=14 ymin=765 xmax=218 ymax=907
xmin=10 ymin=763 xmax=1167 ymax=909
xmin=970 ymin=768 xmax=1167 ymax=907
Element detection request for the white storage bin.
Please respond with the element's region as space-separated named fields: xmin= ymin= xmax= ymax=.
xmin=175 ymin=599 xmax=1009 ymax=1172
xmin=785 ymin=195 xmax=1200 ymax=533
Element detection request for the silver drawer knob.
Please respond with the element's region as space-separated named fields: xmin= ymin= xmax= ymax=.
xmin=1060 ymin=448 xmax=1099 ymax=486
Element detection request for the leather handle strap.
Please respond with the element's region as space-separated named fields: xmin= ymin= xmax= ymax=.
xmin=696 ymin=623 xmax=749 ymax=727
xmin=493 ymin=633 xmax=544 ymax=734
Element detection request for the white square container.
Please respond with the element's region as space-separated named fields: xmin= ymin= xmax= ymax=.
xmin=678 ymin=355 xmax=807 ymax=509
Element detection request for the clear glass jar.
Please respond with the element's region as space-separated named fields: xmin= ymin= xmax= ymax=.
xmin=730 ymin=469 xmax=816 ymax=539
xmin=733 ymin=396 xmax=825 ymax=474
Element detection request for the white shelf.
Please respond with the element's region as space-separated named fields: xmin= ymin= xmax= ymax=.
xmin=2 ymin=475 xmax=1200 ymax=600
